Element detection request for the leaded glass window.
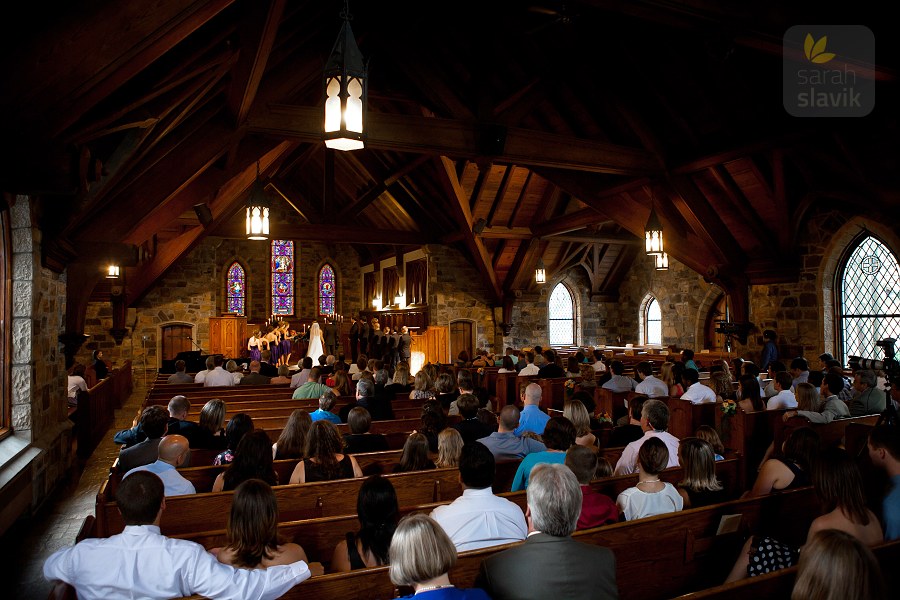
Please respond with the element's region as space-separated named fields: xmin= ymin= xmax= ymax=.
xmin=319 ymin=264 xmax=336 ymax=316
xmin=645 ymin=297 xmax=662 ymax=345
xmin=839 ymin=235 xmax=900 ymax=363
xmin=548 ymin=283 xmax=575 ymax=346
xmin=226 ymin=262 xmax=245 ymax=316
xmin=271 ymin=240 xmax=294 ymax=316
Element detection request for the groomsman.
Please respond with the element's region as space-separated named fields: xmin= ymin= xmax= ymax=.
xmin=358 ymin=313 xmax=369 ymax=357
xmin=399 ymin=326 xmax=412 ymax=365
xmin=349 ymin=317 xmax=360 ymax=362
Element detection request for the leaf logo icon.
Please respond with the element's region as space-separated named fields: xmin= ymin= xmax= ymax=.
xmin=804 ymin=33 xmax=836 ymax=64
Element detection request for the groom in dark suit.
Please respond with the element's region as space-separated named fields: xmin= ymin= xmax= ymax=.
xmin=348 ymin=317 xmax=360 ymax=362
xmin=323 ymin=317 xmax=338 ymax=356
xmin=476 ymin=463 xmax=618 ymax=600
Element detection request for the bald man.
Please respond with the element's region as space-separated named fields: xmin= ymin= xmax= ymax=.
xmin=515 ymin=383 xmax=550 ymax=436
xmin=122 ymin=435 xmax=196 ymax=496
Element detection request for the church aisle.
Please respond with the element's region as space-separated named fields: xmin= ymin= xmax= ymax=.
xmin=2 ymin=371 xmax=151 ymax=599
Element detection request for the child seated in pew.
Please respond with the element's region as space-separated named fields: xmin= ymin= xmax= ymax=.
xmin=791 ymin=529 xmax=887 ymax=600
xmin=213 ymin=430 xmax=278 ymax=492
xmin=565 ymin=446 xmax=618 ymax=530
xmin=212 ymin=479 xmax=314 ymax=569
xmin=330 ymin=475 xmax=399 ymax=572
xmin=214 ymin=413 xmax=254 ymax=466
xmin=616 ymin=437 xmax=683 ymax=520
xmin=695 ymin=425 xmax=725 ymax=461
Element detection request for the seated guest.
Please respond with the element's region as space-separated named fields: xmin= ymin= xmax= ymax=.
xmin=694 ymin=425 xmax=725 ymax=460
xmin=477 ymin=464 xmax=618 ymax=600
xmin=515 ymin=382 xmax=550 ymax=436
xmin=350 ymin=355 xmax=368 ymax=381
xmin=435 ymin=372 xmax=458 ymax=410
xmin=273 ymin=409 xmax=312 ymax=460
xmin=591 ymin=349 xmax=607 ymax=373
xmin=393 ymin=433 xmax=436 ymax=473
xmin=226 ymin=359 xmax=243 ymax=385
xmin=453 ymin=393 xmax=495 ymax=444
xmin=390 ymin=514 xmax=490 ymax=600
xmin=436 ymin=428 xmax=464 ymax=469
xmin=676 ymin=438 xmax=727 ymax=508
xmin=258 ymin=350 xmax=278 ymax=378
xmin=681 ymin=348 xmax=699 ymax=371
xmin=118 ymin=406 xmax=169 ymax=472
xmin=476 ymin=408 xmax=499 ymax=433
xmin=289 ymin=420 xmax=363 ymax=483
xmin=660 ymin=361 xmax=683 ymax=398
xmin=608 ymin=395 xmax=647 ymax=448
xmin=564 ymin=446 xmax=618 ymax=530
xmin=214 ymin=413 xmax=254 ymax=466
xmin=708 ymin=370 xmax=732 ymax=402
xmin=292 ymin=367 xmax=330 ymax=400
xmin=43 ymin=472 xmax=315 ymax=599
xmin=431 ymin=442 xmax=527 ymax=550
xmin=616 ymin=437 xmax=683 ymax=520
xmin=448 ymin=369 xmax=491 ymax=416
xmin=478 ymin=405 xmax=546 ymax=461
xmin=343 ymin=407 xmax=389 ymax=454
xmin=498 ymin=355 xmax=516 ymax=374
xmin=291 ymin=356 xmax=313 ymax=389
xmin=867 ymin=425 xmax=900 ymax=540
xmin=763 ymin=360 xmax=787 ymax=397
xmin=310 ymin=391 xmax=342 ymax=424
xmin=849 ymin=369 xmax=887 ymax=416
xmin=790 ymin=356 xmax=810 ymax=389
xmin=330 ymin=369 xmax=352 ymax=397
xmin=613 ymin=399 xmax=680 ymax=475
xmin=420 ymin=399 xmax=447 ymax=453
xmin=123 ymin=435 xmax=195 ymax=497
xmin=767 ymin=371 xmax=798 ymax=410
xmin=564 ymin=399 xmax=596 ymax=447
xmin=194 ymin=355 xmax=215 ymax=384
xmin=537 ymin=349 xmax=565 ymax=378
xmin=269 ymin=365 xmax=292 ymax=385
xmin=565 ymin=356 xmax=581 ymax=378
xmin=214 ymin=430 xmax=278 ymax=492
xmin=92 ymin=349 xmax=109 ymax=380
xmin=331 ymin=475 xmax=399 ymax=572
xmin=680 ymin=368 xmax=716 ymax=404
xmin=634 ymin=361 xmax=668 ymax=398
xmin=794 ymin=381 xmax=820 ymax=415
xmin=577 ymin=364 xmax=597 ymax=391
xmin=67 ymin=363 xmax=88 ymax=405
xmin=517 ymin=351 xmax=539 ymax=377
xmin=115 ymin=395 xmax=197 ymax=448
xmin=383 ymin=365 xmax=412 ymax=397
xmin=786 ymin=372 xmax=850 ymax=424
xmin=791 ymin=529 xmax=887 ymax=600
xmin=601 ymin=360 xmax=636 ymax=392
xmin=204 ymin=355 xmax=234 ymax=387
xmin=240 ymin=360 xmax=271 ymax=385
xmin=361 ymin=373 xmax=393 ymax=421
xmin=746 ymin=426 xmax=820 ymax=497
xmin=737 ymin=374 xmax=766 ymax=412
xmin=166 ymin=359 xmax=193 ymax=384
xmin=410 ymin=370 xmax=436 ymax=400
xmin=192 ymin=398 xmax=227 ymax=450
xmin=213 ymin=479 xmax=311 ymax=568
xmin=511 ymin=417 xmax=577 ymax=491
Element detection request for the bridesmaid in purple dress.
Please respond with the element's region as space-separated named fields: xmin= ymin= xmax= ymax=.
xmin=247 ymin=330 xmax=262 ymax=363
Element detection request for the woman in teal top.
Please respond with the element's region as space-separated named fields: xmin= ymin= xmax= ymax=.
xmin=510 ymin=417 xmax=577 ymax=491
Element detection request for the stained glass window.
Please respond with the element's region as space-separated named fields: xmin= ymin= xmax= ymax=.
xmin=271 ymin=240 xmax=294 ymax=316
xmin=839 ymin=235 xmax=900 ymax=363
xmin=548 ymin=283 xmax=575 ymax=346
xmin=319 ymin=264 xmax=336 ymax=316
xmin=644 ymin=296 xmax=662 ymax=345
xmin=226 ymin=262 xmax=245 ymax=316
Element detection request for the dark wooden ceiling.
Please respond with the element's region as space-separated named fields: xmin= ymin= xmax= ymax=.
xmin=1 ymin=0 xmax=897 ymax=316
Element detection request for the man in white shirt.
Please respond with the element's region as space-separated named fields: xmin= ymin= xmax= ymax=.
xmin=767 ymin=371 xmax=798 ymax=410
xmin=591 ymin=349 xmax=608 ymax=373
xmin=431 ymin=442 xmax=527 ymax=551
xmin=193 ymin=355 xmax=215 ymax=384
xmin=203 ymin=355 xmax=235 ymax=387
xmin=518 ymin=351 xmax=539 ymax=376
xmin=680 ymin=368 xmax=717 ymax=404
xmin=614 ymin=399 xmax=680 ymax=475
xmin=291 ymin=356 xmax=313 ymax=389
xmin=602 ymin=360 xmax=637 ymax=393
xmin=123 ymin=435 xmax=196 ymax=497
xmin=67 ymin=364 xmax=88 ymax=405
xmin=44 ymin=471 xmax=318 ymax=600
xmin=634 ymin=361 xmax=668 ymax=398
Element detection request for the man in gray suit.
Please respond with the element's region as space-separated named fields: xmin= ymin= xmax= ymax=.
xmin=477 ymin=463 xmax=618 ymax=600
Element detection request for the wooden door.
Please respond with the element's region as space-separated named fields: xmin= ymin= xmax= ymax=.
xmin=449 ymin=320 xmax=473 ymax=364
xmin=161 ymin=324 xmax=192 ymax=360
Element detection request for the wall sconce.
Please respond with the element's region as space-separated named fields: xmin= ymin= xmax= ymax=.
xmin=246 ymin=161 xmax=270 ymax=240
xmin=106 ymin=264 xmax=120 ymax=279
xmin=323 ymin=1 xmax=367 ymax=151
xmin=372 ymin=296 xmax=380 ymax=310
xmin=535 ymin=257 xmax=546 ymax=284
xmin=655 ymin=252 xmax=669 ymax=271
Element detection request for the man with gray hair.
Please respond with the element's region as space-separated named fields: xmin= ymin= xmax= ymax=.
xmin=476 ymin=463 xmax=618 ymax=599
xmin=849 ymin=369 xmax=886 ymax=416
xmin=613 ymin=399 xmax=680 ymax=476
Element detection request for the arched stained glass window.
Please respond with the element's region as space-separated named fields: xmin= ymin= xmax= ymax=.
xmin=548 ymin=283 xmax=575 ymax=346
xmin=271 ymin=240 xmax=295 ymax=316
xmin=226 ymin=262 xmax=246 ymax=316
xmin=839 ymin=235 xmax=900 ymax=362
xmin=644 ymin=296 xmax=662 ymax=345
xmin=319 ymin=264 xmax=336 ymax=316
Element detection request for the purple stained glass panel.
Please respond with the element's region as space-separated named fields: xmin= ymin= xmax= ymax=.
xmin=319 ymin=264 xmax=335 ymax=316
xmin=226 ymin=262 xmax=245 ymax=316
xmin=271 ymin=240 xmax=294 ymax=316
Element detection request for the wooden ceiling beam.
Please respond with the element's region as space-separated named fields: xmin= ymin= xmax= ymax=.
xmin=435 ymin=156 xmax=502 ymax=303
xmin=545 ymin=234 xmax=642 ymax=245
xmin=533 ymin=208 xmax=609 ymax=237
xmin=207 ymin=224 xmax=432 ymax=245
xmin=708 ymin=164 xmax=780 ymax=255
xmin=477 ymin=227 xmax=533 ymax=240
xmin=268 ymin=177 xmax=323 ymax=224
xmin=250 ymin=105 xmax=661 ymax=175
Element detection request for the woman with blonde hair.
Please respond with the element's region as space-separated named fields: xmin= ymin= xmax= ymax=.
xmin=795 ymin=382 xmax=819 ymax=413
xmin=389 ymin=514 xmax=489 ymax=599
xmin=578 ymin=364 xmax=597 ymax=390
xmin=660 ymin=362 xmax=683 ymax=398
xmin=289 ymin=420 xmax=363 ymax=484
xmin=410 ymin=370 xmax=436 ymax=400
xmin=194 ymin=399 xmax=227 ymax=450
xmin=708 ymin=371 xmax=731 ymax=402
xmin=436 ymin=429 xmax=463 ymax=469
xmin=212 ymin=479 xmax=309 ymax=568
xmin=791 ymin=529 xmax=886 ymax=600
xmin=272 ymin=409 xmax=312 ymax=460
xmin=564 ymin=399 xmax=596 ymax=447
xmin=676 ymin=438 xmax=726 ymax=508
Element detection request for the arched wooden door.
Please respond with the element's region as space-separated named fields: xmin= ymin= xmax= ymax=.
xmin=449 ymin=320 xmax=474 ymax=363
xmin=161 ymin=324 xmax=193 ymax=361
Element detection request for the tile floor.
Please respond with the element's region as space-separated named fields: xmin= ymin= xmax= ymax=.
xmin=2 ymin=373 xmax=151 ymax=599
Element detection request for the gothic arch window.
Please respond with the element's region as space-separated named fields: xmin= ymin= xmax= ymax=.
xmin=318 ymin=263 xmax=336 ymax=317
xmin=271 ymin=240 xmax=295 ymax=316
xmin=226 ymin=261 xmax=246 ymax=316
xmin=548 ymin=282 xmax=575 ymax=346
xmin=838 ymin=234 xmax=900 ymax=363
xmin=641 ymin=294 xmax=662 ymax=346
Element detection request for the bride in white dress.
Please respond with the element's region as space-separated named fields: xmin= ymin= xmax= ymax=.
xmin=306 ymin=321 xmax=325 ymax=360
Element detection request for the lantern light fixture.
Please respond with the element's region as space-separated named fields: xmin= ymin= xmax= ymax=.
xmin=323 ymin=1 xmax=367 ymax=151
xmin=644 ymin=207 xmax=664 ymax=256
xmin=535 ymin=257 xmax=546 ymax=284
xmin=655 ymin=252 xmax=669 ymax=271
xmin=246 ymin=161 xmax=270 ymax=240
xmin=106 ymin=265 xmax=120 ymax=279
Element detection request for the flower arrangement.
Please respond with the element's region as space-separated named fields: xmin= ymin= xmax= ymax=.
xmin=718 ymin=399 xmax=737 ymax=443
xmin=477 ymin=367 xmax=485 ymax=376
xmin=720 ymin=399 xmax=737 ymax=416
xmin=564 ymin=378 xmax=576 ymax=397
xmin=596 ymin=411 xmax=613 ymax=425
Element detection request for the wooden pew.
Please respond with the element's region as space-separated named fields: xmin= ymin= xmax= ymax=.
xmin=596 ymin=388 xmax=629 ymax=422
xmin=715 ymin=407 xmax=786 ymax=491
xmin=494 ymin=372 xmax=524 ymax=411
xmin=663 ymin=397 xmax=718 ymax=440
xmin=774 ymin=414 xmax=881 ymax=454
xmin=76 ymin=361 xmax=134 ymax=458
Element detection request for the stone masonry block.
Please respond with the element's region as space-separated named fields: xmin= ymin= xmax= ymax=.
xmin=12 ymin=252 xmax=34 ymax=281
xmin=10 ymin=196 xmax=31 ymax=229
xmin=11 ymin=365 xmax=32 ymax=405
xmin=12 ymin=318 xmax=33 ymax=363
xmin=12 ymin=280 xmax=32 ymax=317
